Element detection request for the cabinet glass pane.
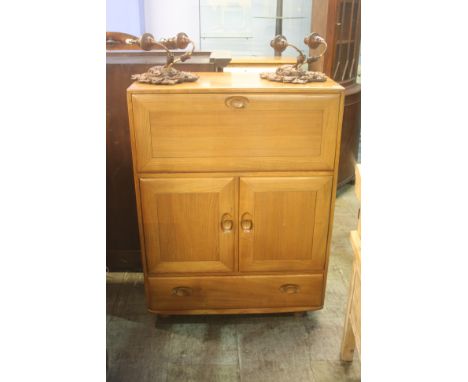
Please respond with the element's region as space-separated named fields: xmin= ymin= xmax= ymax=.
xmin=200 ymin=0 xmax=312 ymax=57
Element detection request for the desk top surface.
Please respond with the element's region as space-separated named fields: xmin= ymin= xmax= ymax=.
xmin=127 ymin=72 xmax=344 ymax=94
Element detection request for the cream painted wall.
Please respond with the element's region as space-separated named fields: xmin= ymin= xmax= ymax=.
xmin=144 ymin=0 xmax=201 ymax=45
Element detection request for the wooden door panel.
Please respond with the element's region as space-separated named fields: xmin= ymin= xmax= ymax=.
xmin=140 ymin=177 xmax=237 ymax=274
xmin=155 ymin=193 xmax=220 ymax=262
xmin=131 ymin=93 xmax=340 ymax=172
xmin=239 ymin=176 xmax=333 ymax=272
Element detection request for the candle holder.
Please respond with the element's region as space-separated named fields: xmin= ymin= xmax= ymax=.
xmin=260 ymin=33 xmax=328 ymax=84
xmin=107 ymin=31 xmax=198 ymax=85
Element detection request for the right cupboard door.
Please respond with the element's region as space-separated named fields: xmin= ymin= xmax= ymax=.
xmin=239 ymin=176 xmax=333 ymax=272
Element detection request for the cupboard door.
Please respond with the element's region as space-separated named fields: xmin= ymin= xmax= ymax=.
xmin=239 ymin=176 xmax=333 ymax=272
xmin=140 ymin=177 xmax=236 ymax=274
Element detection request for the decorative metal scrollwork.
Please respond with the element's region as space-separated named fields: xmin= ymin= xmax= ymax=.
xmin=260 ymin=33 xmax=328 ymax=84
xmin=107 ymin=31 xmax=199 ymax=85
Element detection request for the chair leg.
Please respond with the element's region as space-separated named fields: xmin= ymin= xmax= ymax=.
xmin=340 ymin=318 xmax=356 ymax=361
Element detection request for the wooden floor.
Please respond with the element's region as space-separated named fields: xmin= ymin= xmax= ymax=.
xmin=106 ymin=185 xmax=360 ymax=382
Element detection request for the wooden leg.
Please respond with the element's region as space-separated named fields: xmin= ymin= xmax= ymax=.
xmin=340 ymin=318 xmax=356 ymax=361
xmin=341 ymin=266 xmax=357 ymax=361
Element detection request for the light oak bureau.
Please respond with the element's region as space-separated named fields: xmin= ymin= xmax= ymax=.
xmin=127 ymin=72 xmax=344 ymax=315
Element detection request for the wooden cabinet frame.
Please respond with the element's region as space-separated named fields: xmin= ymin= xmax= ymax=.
xmin=126 ymin=75 xmax=345 ymax=314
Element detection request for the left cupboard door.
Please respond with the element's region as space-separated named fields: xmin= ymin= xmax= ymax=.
xmin=139 ymin=177 xmax=237 ymax=274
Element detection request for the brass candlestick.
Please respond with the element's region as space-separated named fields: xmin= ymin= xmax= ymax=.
xmin=260 ymin=33 xmax=328 ymax=84
xmin=107 ymin=31 xmax=199 ymax=85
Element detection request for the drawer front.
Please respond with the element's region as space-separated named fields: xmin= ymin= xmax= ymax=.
xmin=147 ymin=274 xmax=324 ymax=311
xmin=131 ymin=93 xmax=341 ymax=172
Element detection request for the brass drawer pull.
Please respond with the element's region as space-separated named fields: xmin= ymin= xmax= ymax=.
xmin=221 ymin=213 xmax=233 ymax=232
xmin=280 ymin=284 xmax=300 ymax=294
xmin=241 ymin=212 xmax=253 ymax=232
xmin=225 ymin=96 xmax=249 ymax=109
xmin=172 ymin=286 xmax=193 ymax=297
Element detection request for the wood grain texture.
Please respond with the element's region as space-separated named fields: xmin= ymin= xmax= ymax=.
xmin=107 ymin=52 xmax=230 ymax=271
xmin=139 ymin=177 xmax=237 ymax=274
xmin=318 ymin=87 xmax=345 ymax=316
xmin=106 ymin=63 xmax=141 ymax=271
xmin=126 ymin=73 xmax=345 ymax=315
xmin=341 ymin=165 xmax=361 ymax=361
xmin=350 ymin=230 xmax=361 ymax=267
xmin=310 ymin=0 xmax=361 ymax=188
xmin=337 ymin=83 xmax=361 ymax=186
xmin=355 ymin=164 xmax=361 ymax=202
xmin=127 ymin=90 xmax=152 ymax=307
xmin=147 ymin=274 xmax=324 ymax=312
xmin=149 ymin=306 xmax=323 ymax=315
xmin=106 ymin=186 xmax=361 ymax=381
xmin=131 ymin=93 xmax=341 ymax=173
xmin=340 ymin=239 xmax=360 ymax=361
xmin=355 ymin=164 xmax=361 ymax=237
xmin=239 ymin=176 xmax=333 ymax=272
xmin=229 ymin=57 xmax=296 ymax=66
xmin=127 ymin=72 xmax=344 ymax=94
xmin=309 ymin=0 xmax=330 ymax=73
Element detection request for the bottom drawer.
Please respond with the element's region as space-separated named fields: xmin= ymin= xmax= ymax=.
xmin=147 ymin=274 xmax=324 ymax=313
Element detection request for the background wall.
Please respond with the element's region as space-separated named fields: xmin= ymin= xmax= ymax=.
xmin=106 ymin=0 xmax=145 ymax=35
xmin=106 ymin=0 xmax=311 ymax=57
xmin=144 ymin=0 xmax=201 ymax=45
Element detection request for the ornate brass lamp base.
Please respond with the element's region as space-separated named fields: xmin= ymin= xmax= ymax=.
xmin=131 ymin=65 xmax=199 ymax=85
xmin=260 ymin=65 xmax=326 ymax=84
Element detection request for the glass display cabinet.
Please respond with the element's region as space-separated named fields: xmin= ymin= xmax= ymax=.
xmin=312 ymin=0 xmax=361 ymax=186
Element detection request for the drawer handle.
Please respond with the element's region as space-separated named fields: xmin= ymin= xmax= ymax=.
xmin=225 ymin=96 xmax=249 ymax=109
xmin=221 ymin=213 xmax=233 ymax=232
xmin=241 ymin=212 xmax=253 ymax=232
xmin=172 ymin=286 xmax=193 ymax=297
xmin=280 ymin=284 xmax=300 ymax=294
